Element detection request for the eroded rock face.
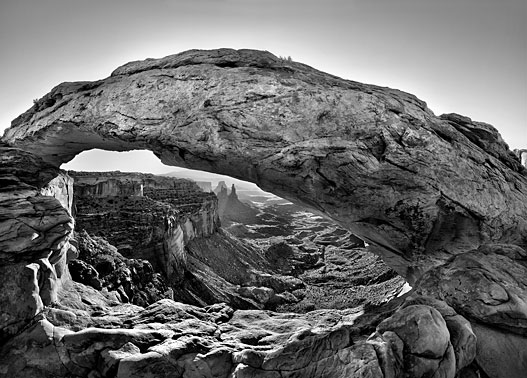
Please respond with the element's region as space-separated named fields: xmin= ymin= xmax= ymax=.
xmin=3 ymin=49 xmax=526 ymax=281
xmin=414 ymin=243 xmax=527 ymax=377
xmin=0 ymin=147 xmax=75 ymax=342
xmin=377 ymin=304 xmax=456 ymax=377
xmin=0 ymin=291 xmax=486 ymax=378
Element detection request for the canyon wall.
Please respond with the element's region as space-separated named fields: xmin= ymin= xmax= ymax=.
xmin=70 ymin=171 xmax=219 ymax=288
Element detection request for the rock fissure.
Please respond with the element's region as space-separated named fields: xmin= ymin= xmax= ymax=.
xmin=383 ymin=157 xmax=418 ymax=175
xmin=51 ymin=323 xmax=78 ymax=376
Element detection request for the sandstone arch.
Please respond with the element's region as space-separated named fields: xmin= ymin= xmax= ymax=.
xmin=3 ymin=49 xmax=527 ymax=378
xmin=3 ymin=48 xmax=527 ymax=282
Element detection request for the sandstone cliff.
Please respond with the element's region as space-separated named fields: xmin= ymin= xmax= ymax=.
xmin=2 ymin=49 xmax=527 ymax=377
xmin=70 ymin=171 xmax=219 ymax=274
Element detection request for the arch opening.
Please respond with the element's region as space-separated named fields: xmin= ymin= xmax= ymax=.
xmin=62 ymin=149 xmax=406 ymax=312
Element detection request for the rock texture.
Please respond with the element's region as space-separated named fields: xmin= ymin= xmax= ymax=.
xmin=2 ymin=49 xmax=527 ymax=377
xmin=0 ymin=147 xmax=75 ymax=342
xmin=71 ymin=230 xmax=172 ymax=306
xmin=3 ymin=48 xmax=526 ymax=282
xmin=70 ymin=171 xmax=219 ymax=278
xmin=0 ymin=289 xmax=486 ymax=378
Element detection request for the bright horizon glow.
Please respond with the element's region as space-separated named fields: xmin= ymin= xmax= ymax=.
xmin=62 ymin=149 xmax=263 ymax=190
xmin=1 ymin=0 xmax=525 ymax=173
xmin=62 ymin=150 xmax=171 ymax=175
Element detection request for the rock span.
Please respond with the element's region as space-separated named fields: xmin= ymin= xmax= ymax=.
xmin=4 ymin=49 xmax=526 ymax=281
xmin=2 ymin=49 xmax=527 ymax=377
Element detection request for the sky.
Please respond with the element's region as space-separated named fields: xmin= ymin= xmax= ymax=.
xmin=0 ymin=0 xmax=525 ymax=176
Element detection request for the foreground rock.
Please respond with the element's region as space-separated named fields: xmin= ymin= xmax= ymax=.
xmin=0 ymin=292 xmax=482 ymax=378
xmin=0 ymin=147 xmax=75 ymax=342
xmin=414 ymin=244 xmax=527 ymax=377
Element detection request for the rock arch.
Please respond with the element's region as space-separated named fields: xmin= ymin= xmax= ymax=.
xmin=3 ymin=48 xmax=527 ymax=282
xmin=3 ymin=49 xmax=527 ymax=378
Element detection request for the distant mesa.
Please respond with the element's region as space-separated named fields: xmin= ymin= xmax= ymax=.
xmin=194 ymin=181 xmax=212 ymax=192
xmin=214 ymin=180 xmax=229 ymax=195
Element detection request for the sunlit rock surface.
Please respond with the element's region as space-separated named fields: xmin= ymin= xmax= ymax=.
xmin=2 ymin=49 xmax=527 ymax=377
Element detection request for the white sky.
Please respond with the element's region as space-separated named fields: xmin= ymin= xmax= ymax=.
xmin=0 ymin=0 xmax=525 ymax=174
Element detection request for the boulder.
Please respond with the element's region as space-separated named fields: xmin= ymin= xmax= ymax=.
xmin=414 ymin=243 xmax=527 ymax=377
xmin=415 ymin=244 xmax=527 ymax=335
xmin=377 ymin=304 xmax=456 ymax=378
xmin=401 ymin=295 xmax=477 ymax=372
